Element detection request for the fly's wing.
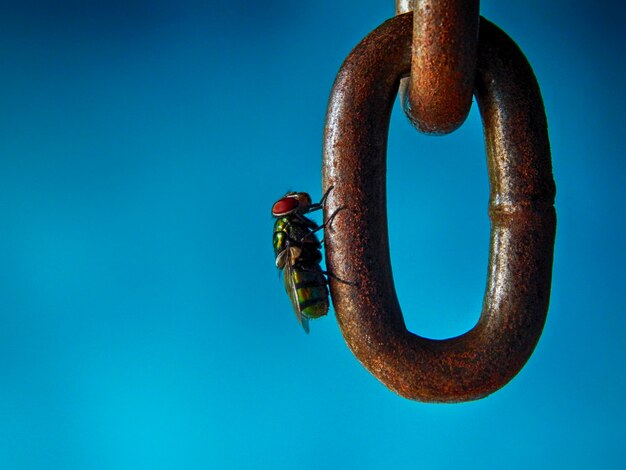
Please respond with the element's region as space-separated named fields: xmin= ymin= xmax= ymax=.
xmin=283 ymin=262 xmax=310 ymax=334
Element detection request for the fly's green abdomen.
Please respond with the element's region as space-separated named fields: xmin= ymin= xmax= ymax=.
xmin=287 ymin=267 xmax=329 ymax=319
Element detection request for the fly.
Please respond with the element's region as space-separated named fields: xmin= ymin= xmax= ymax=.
xmin=271 ymin=188 xmax=339 ymax=333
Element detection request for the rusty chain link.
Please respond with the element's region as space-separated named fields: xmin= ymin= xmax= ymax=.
xmin=396 ymin=0 xmax=479 ymax=134
xmin=322 ymin=11 xmax=555 ymax=402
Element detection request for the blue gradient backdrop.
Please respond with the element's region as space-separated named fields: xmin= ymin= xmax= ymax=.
xmin=1 ymin=1 xmax=624 ymax=468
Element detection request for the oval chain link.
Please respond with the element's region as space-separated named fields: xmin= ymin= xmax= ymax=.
xmin=322 ymin=12 xmax=555 ymax=402
xmin=396 ymin=0 xmax=479 ymax=134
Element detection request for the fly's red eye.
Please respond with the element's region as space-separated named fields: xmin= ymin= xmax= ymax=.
xmin=272 ymin=196 xmax=299 ymax=216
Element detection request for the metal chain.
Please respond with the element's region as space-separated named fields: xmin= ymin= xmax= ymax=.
xmin=396 ymin=0 xmax=479 ymax=134
xmin=322 ymin=11 xmax=555 ymax=402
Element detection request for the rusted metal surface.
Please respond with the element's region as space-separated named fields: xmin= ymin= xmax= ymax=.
xmin=395 ymin=0 xmax=479 ymax=135
xmin=322 ymin=13 xmax=556 ymax=402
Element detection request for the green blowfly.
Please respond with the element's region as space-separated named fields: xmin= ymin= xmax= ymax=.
xmin=271 ymin=189 xmax=339 ymax=333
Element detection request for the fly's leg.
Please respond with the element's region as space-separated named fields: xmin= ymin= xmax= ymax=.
xmin=299 ymin=206 xmax=346 ymax=243
xmin=321 ymin=205 xmax=344 ymax=233
xmin=323 ymin=269 xmax=358 ymax=287
xmin=307 ymin=185 xmax=334 ymax=213
xmin=298 ymin=264 xmax=358 ymax=287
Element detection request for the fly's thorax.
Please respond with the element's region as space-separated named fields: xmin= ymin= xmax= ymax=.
xmin=272 ymin=217 xmax=297 ymax=256
xmin=295 ymin=245 xmax=322 ymax=265
xmin=273 ymin=215 xmax=321 ymax=258
xmin=273 ymin=228 xmax=286 ymax=257
xmin=273 ymin=217 xmax=290 ymax=232
xmin=289 ymin=219 xmax=322 ymax=249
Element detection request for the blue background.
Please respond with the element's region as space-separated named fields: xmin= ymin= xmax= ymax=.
xmin=1 ymin=1 xmax=624 ymax=468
